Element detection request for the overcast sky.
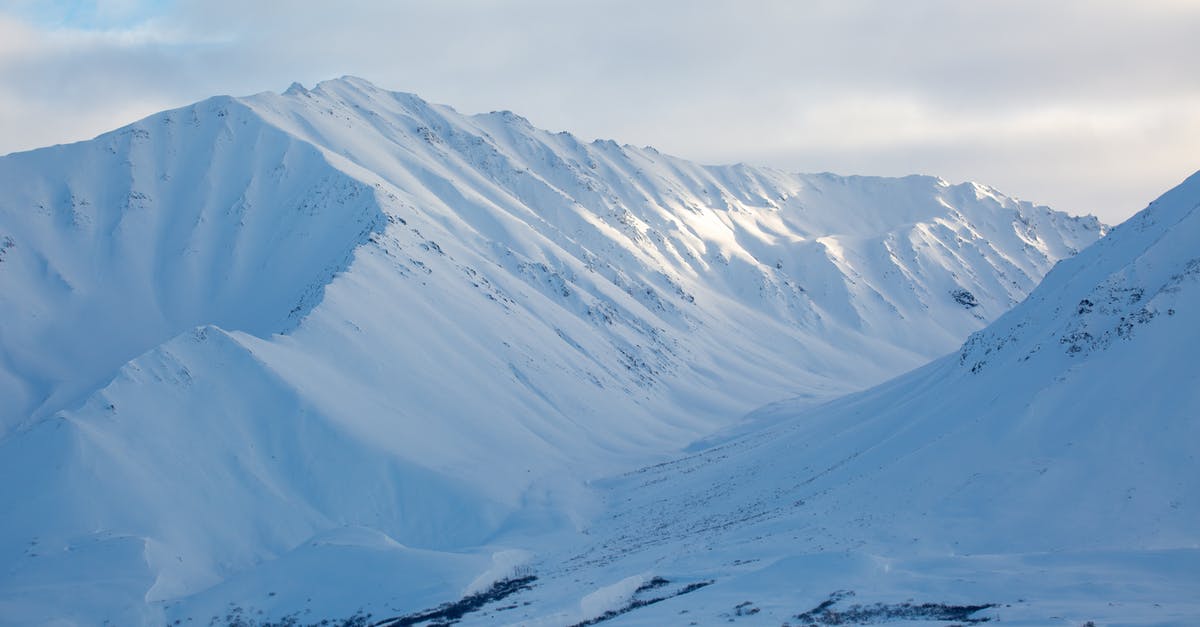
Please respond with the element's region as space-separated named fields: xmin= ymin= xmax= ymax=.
xmin=1 ymin=1 xmax=1198 ymax=224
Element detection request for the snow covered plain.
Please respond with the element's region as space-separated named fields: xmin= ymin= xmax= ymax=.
xmin=0 ymin=77 xmax=1114 ymax=625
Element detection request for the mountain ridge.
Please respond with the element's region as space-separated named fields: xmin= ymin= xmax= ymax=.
xmin=0 ymin=77 xmax=1104 ymax=437
xmin=483 ymin=170 xmax=1200 ymax=625
xmin=0 ymin=77 xmax=1107 ymax=625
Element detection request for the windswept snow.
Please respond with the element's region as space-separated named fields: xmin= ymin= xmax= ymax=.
xmin=0 ymin=77 xmax=1110 ymax=625
xmin=0 ymin=98 xmax=386 ymax=433
xmin=483 ymin=171 xmax=1200 ymax=626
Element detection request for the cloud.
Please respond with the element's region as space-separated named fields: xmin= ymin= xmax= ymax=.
xmin=0 ymin=0 xmax=1197 ymax=223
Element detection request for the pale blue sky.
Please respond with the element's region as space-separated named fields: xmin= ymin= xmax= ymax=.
xmin=6 ymin=0 xmax=173 ymax=28
xmin=1 ymin=0 xmax=1198 ymax=224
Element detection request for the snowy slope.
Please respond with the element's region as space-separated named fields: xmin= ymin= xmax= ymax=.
xmin=0 ymin=77 xmax=1101 ymax=437
xmin=486 ymin=172 xmax=1200 ymax=626
xmin=0 ymin=78 xmax=1103 ymax=625
xmin=0 ymin=98 xmax=386 ymax=434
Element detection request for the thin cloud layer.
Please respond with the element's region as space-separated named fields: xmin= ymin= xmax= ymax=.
xmin=1 ymin=0 xmax=1197 ymax=223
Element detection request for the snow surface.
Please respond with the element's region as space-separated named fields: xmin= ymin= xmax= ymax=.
xmin=0 ymin=77 xmax=1109 ymax=625
xmin=459 ymin=171 xmax=1200 ymax=625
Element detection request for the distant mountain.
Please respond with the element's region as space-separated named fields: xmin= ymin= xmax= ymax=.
xmin=502 ymin=171 xmax=1200 ymax=626
xmin=0 ymin=77 xmax=1102 ymax=625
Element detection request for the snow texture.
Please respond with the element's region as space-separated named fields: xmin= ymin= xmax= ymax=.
xmin=476 ymin=171 xmax=1200 ymax=626
xmin=0 ymin=77 xmax=1112 ymax=625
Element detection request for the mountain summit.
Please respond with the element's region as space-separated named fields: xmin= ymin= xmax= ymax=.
xmin=0 ymin=77 xmax=1104 ymax=624
xmin=0 ymin=77 xmax=1102 ymax=435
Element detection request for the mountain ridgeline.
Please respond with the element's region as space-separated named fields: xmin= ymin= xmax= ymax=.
xmin=489 ymin=170 xmax=1200 ymax=626
xmin=0 ymin=77 xmax=1106 ymax=625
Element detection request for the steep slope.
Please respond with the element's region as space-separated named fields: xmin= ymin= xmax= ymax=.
xmin=0 ymin=78 xmax=1104 ymax=625
xmin=493 ymin=172 xmax=1200 ymax=626
xmin=0 ymin=77 xmax=1102 ymax=437
xmin=0 ymin=96 xmax=386 ymax=433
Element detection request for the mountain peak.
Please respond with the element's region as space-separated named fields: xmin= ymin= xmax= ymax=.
xmin=305 ymin=75 xmax=425 ymax=104
xmin=0 ymin=79 xmax=1111 ymax=625
xmin=283 ymin=81 xmax=309 ymax=96
xmin=315 ymin=74 xmax=384 ymax=91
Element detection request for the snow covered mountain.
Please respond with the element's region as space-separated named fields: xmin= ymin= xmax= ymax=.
xmin=0 ymin=77 xmax=1103 ymax=625
xmin=487 ymin=171 xmax=1200 ymax=626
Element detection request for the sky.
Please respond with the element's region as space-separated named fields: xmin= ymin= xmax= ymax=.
xmin=1 ymin=1 xmax=1198 ymax=224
